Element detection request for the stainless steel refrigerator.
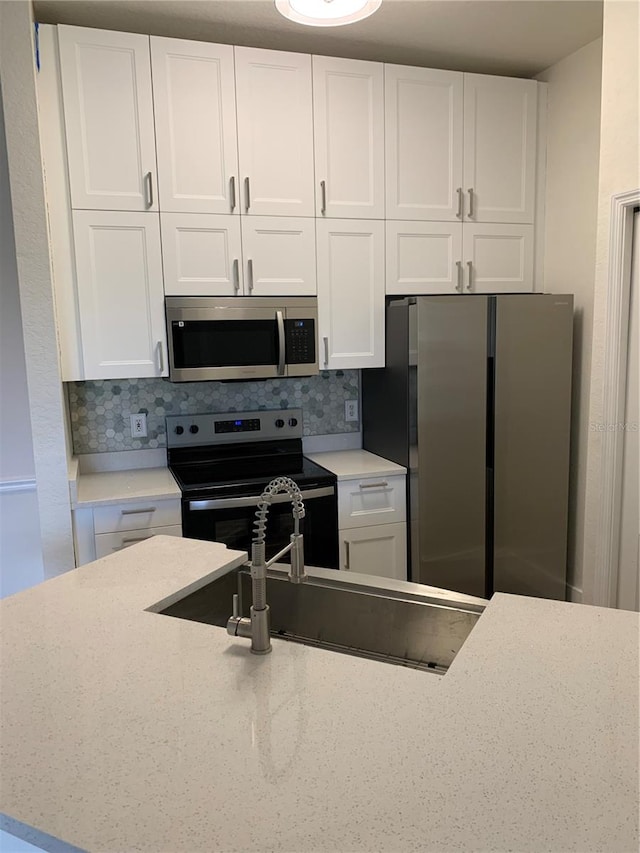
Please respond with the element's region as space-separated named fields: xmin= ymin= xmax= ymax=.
xmin=362 ymin=295 xmax=573 ymax=600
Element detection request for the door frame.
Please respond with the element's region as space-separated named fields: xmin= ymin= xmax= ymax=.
xmin=593 ymin=188 xmax=640 ymax=607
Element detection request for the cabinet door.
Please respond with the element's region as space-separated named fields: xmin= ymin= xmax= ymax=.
xmin=386 ymin=221 xmax=463 ymax=295
xmin=385 ymin=65 xmax=463 ymax=221
xmin=463 ymin=74 xmax=537 ymax=224
xmin=72 ymin=210 xmax=167 ymax=378
xmin=58 ymin=26 xmax=157 ymax=211
xmin=151 ymin=38 xmax=239 ymax=214
xmin=241 ymin=217 xmax=316 ymax=296
xmin=462 ymin=224 xmax=534 ymax=294
xmin=161 ymin=213 xmax=243 ymax=296
xmin=317 ymin=220 xmax=385 ymax=369
xmin=313 ymin=56 xmax=384 ymax=219
xmin=340 ymin=523 xmax=407 ymax=580
xmin=235 ymin=47 xmax=315 ymax=217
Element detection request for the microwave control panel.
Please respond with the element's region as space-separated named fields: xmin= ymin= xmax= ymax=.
xmin=285 ymin=319 xmax=316 ymax=364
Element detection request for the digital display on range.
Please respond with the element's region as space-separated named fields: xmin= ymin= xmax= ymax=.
xmin=214 ymin=418 xmax=260 ymax=434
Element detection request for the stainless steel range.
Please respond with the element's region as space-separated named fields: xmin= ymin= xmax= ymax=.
xmin=166 ymin=408 xmax=338 ymax=569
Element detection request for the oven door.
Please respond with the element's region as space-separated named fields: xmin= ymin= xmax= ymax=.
xmin=182 ymin=486 xmax=338 ymax=570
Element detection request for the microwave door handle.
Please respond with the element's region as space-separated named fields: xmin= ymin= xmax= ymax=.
xmin=276 ymin=310 xmax=286 ymax=376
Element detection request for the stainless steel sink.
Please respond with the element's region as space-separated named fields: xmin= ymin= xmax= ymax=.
xmin=159 ymin=567 xmax=485 ymax=674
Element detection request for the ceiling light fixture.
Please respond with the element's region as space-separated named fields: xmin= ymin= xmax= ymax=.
xmin=275 ymin=0 xmax=382 ymax=28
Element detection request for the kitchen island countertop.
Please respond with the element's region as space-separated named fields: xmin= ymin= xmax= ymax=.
xmin=0 ymin=536 xmax=637 ymax=852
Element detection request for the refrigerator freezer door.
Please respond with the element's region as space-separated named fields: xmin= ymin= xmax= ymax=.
xmin=493 ymin=294 xmax=573 ymax=598
xmin=416 ymin=296 xmax=488 ymax=597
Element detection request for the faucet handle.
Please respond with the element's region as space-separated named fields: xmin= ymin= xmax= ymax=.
xmin=232 ymin=593 xmax=239 ymax=619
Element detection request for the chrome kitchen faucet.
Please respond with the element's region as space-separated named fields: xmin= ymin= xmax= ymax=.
xmin=226 ymin=476 xmax=306 ymax=654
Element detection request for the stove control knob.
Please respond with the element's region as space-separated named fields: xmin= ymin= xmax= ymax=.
xmin=174 ymin=426 xmax=184 ymax=435
xmin=275 ymin=418 xmax=285 ymax=428
xmin=189 ymin=424 xmax=199 ymax=434
xmin=288 ymin=417 xmax=298 ymax=428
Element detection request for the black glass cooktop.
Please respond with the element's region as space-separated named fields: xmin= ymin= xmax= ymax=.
xmin=168 ymin=438 xmax=336 ymax=498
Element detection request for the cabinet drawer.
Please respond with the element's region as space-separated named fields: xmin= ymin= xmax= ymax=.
xmin=94 ymin=525 xmax=182 ymax=559
xmin=338 ymin=475 xmax=406 ymax=529
xmin=93 ymin=499 xmax=181 ymax=534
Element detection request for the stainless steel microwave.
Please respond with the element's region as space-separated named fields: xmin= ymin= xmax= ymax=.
xmin=165 ymin=297 xmax=319 ymax=382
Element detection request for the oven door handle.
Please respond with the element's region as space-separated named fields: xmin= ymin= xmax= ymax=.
xmin=276 ymin=309 xmax=286 ymax=376
xmin=187 ymin=486 xmax=335 ymax=511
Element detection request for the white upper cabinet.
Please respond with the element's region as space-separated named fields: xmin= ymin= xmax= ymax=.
xmin=241 ymin=217 xmax=317 ymax=296
xmin=161 ymin=213 xmax=243 ymax=296
xmin=72 ymin=211 xmax=167 ymax=379
xmin=317 ymin=220 xmax=385 ymax=370
xmin=58 ymin=26 xmax=157 ymax=211
xmin=385 ymin=65 xmax=463 ymax=222
xmin=150 ymin=38 xmax=239 ymax=215
xmin=386 ymin=221 xmax=463 ymax=295
xmin=313 ymin=56 xmax=384 ymax=219
xmin=462 ymin=224 xmax=534 ymax=293
xmin=463 ymin=74 xmax=537 ymax=224
xmin=234 ymin=47 xmax=315 ymax=217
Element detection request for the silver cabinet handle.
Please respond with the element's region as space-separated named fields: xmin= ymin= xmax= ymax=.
xmin=344 ymin=540 xmax=350 ymax=570
xmin=233 ymin=258 xmax=240 ymax=292
xmin=323 ymin=336 xmax=329 ymax=368
xmin=156 ymin=341 xmax=164 ymax=372
xmin=358 ymin=481 xmax=388 ymax=489
xmin=120 ymin=536 xmax=152 ymax=546
xmin=121 ymin=507 xmax=156 ymax=516
xmin=244 ymin=176 xmax=251 ymax=211
xmin=456 ymin=260 xmax=463 ymax=292
xmin=468 ymin=188 xmax=475 ymax=218
xmin=320 ymin=180 xmax=327 ymax=215
xmin=144 ymin=171 xmax=153 ymax=208
xmin=456 ymin=187 xmax=463 ymax=219
xmin=247 ymin=258 xmax=254 ymax=292
xmin=276 ymin=309 xmax=285 ymax=376
xmin=467 ymin=260 xmax=473 ymax=291
xmin=230 ymin=176 xmax=236 ymax=212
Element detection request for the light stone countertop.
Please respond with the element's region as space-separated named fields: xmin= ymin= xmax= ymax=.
xmin=0 ymin=536 xmax=638 ymax=853
xmin=72 ymin=466 xmax=181 ymax=508
xmin=306 ymin=449 xmax=407 ymax=480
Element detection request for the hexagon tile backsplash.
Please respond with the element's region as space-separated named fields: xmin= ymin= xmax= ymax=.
xmin=67 ymin=371 xmax=360 ymax=454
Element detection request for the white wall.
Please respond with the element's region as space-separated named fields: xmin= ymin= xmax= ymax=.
xmin=537 ymin=38 xmax=603 ymax=601
xmin=583 ymin=0 xmax=640 ymax=604
xmin=0 ymin=97 xmax=36 ymax=483
xmin=0 ymin=0 xmax=74 ymax=577
xmin=0 ymin=91 xmax=45 ymax=598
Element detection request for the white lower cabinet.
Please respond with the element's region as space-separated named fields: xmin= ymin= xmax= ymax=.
xmin=73 ymin=498 xmax=182 ymax=566
xmin=340 ymin=522 xmax=407 ymax=580
xmin=337 ymin=471 xmax=407 ymax=581
xmin=316 ymin=219 xmax=385 ymax=369
xmin=72 ymin=210 xmax=168 ymax=378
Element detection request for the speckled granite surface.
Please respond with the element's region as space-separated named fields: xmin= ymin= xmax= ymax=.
xmin=0 ymin=537 xmax=638 ymax=852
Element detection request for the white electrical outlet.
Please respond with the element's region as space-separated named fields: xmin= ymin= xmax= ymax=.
xmin=130 ymin=413 xmax=147 ymax=438
xmin=345 ymin=400 xmax=359 ymax=422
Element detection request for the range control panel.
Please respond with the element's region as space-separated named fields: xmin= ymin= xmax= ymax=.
xmin=166 ymin=408 xmax=303 ymax=447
